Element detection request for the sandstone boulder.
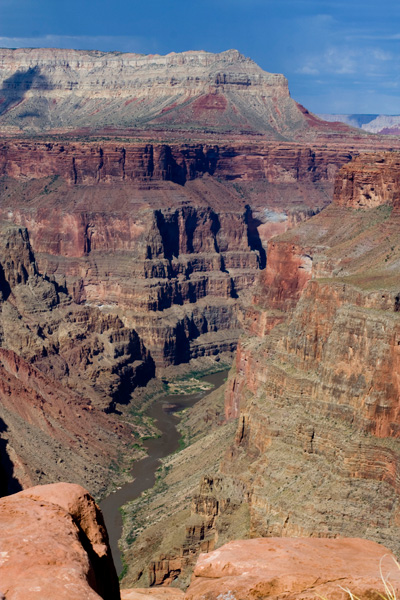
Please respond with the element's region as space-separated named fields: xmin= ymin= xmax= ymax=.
xmin=0 ymin=483 xmax=120 ymax=600
xmin=185 ymin=537 xmax=400 ymax=600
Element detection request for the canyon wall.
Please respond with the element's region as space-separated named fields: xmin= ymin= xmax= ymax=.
xmin=119 ymin=151 xmax=400 ymax=587
xmin=0 ymin=139 xmax=356 ymax=184
xmin=0 ymin=133 xmax=369 ymax=497
xmin=0 ymin=222 xmax=155 ymax=495
xmin=0 ymin=139 xmax=358 ymax=371
xmin=220 ymin=151 xmax=400 ymax=554
xmin=2 ymin=142 xmax=397 ymax=499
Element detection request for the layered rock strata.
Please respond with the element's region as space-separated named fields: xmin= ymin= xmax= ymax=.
xmin=0 ymin=222 xmax=154 ymax=494
xmin=0 ymin=48 xmax=355 ymax=139
xmin=0 ymin=139 xmax=360 ymax=184
xmin=219 ymin=151 xmax=400 ymax=554
xmin=0 ymin=139 xmax=364 ymax=370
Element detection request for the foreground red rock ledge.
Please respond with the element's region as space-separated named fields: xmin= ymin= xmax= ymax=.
xmin=185 ymin=538 xmax=400 ymax=600
xmin=121 ymin=590 xmax=184 ymax=599
xmin=2 ymin=484 xmax=399 ymax=600
xmin=0 ymin=483 xmax=120 ymax=600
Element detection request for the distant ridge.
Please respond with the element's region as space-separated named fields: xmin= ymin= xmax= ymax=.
xmin=318 ymin=113 xmax=400 ymax=135
xmin=0 ymin=47 xmax=354 ymax=140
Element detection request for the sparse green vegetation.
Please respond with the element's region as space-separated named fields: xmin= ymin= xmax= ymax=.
xmin=39 ymin=174 xmax=60 ymax=195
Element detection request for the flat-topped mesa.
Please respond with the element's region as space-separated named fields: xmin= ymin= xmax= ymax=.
xmin=0 ymin=48 xmax=339 ymax=138
xmin=0 ymin=48 xmax=288 ymax=94
xmin=334 ymin=151 xmax=400 ymax=208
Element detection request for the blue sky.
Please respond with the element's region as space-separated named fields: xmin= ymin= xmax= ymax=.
xmin=1 ymin=0 xmax=399 ymax=114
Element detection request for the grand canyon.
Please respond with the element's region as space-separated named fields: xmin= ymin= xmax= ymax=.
xmin=1 ymin=48 xmax=400 ymax=600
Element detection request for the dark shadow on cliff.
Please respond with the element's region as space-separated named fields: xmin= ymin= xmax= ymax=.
xmin=0 ymin=263 xmax=11 ymax=301
xmin=158 ymin=146 xmax=220 ymax=186
xmin=0 ymin=66 xmax=52 ymax=117
xmin=72 ymin=502 xmax=121 ymax=599
xmin=0 ymin=418 xmax=22 ymax=496
xmin=245 ymin=205 xmax=267 ymax=269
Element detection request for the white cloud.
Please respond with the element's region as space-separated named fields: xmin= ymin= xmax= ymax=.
xmin=372 ymin=49 xmax=393 ymax=61
xmin=296 ymin=45 xmax=397 ymax=78
xmin=349 ymin=33 xmax=400 ymax=41
xmin=297 ymin=65 xmax=320 ymax=75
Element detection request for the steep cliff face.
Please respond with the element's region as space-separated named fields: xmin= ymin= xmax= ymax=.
xmin=0 ymin=139 xmax=363 ymax=369
xmin=0 ymin=139 xmax=359 ymax=185
xmin=219 ymin=151 xmax=400 ymax=555
xmin=0 ymin=48 xmax=352 ymax=139
xmin=0 ymin=223 xmax=154 ymax=495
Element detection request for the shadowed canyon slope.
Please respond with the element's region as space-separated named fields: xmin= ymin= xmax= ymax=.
xmin=0 ymin=47 xmax=377 ymax=140
xmin=0 ymin=222 xmax=155 ymax=496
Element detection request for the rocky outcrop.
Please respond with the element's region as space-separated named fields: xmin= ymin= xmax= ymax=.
xmin=2 ymin=482 xmax=399 ymax=600
xmin=186 ymin=538 xmax=400 ymax=600
xmin=334 ymin=151 xmax=400 ymax=209
xmin=0 ymin=482 xmax=120 ymax=600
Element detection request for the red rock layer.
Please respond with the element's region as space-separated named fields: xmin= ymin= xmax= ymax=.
xmin=0 ymin=483 xmax=120 ymax=600
xmin=334 ymin=152 xmax=400 ymax=209
xmin=186 ymin=538 xmax=400 ymax=600
xmin=0 ymin=140 xmax=359 ymax=185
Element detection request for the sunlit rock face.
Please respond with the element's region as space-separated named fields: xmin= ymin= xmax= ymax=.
xmin=0 ymin=48 xmax=316 ymax=138
xmin=219 ymin=151 xmax=400 ymax=557
xmin=185 ymin=538 xmax=400 ymax=600
xmin=0 ymin=483 xmax=120 ymax=600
